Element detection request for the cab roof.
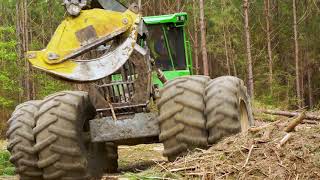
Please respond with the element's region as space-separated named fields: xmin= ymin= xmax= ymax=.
xmin=143 ymin=12 xmax=188 ymax=25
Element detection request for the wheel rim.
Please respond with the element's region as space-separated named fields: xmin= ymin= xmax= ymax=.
xmin=239 ymin=99 xmax=250 ymax=132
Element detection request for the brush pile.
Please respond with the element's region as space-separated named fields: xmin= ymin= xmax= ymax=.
xmin=159 ymin=115 xmax=320 ymax=179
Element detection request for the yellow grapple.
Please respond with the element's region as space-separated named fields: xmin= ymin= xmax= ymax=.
xmin=27 ymin=8 xmax=140 ymax=81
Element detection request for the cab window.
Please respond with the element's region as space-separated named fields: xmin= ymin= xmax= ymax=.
xmin=147 ymin=24 xmax=187 ymax=71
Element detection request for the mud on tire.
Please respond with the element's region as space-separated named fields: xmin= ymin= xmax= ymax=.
xmin=158 ymin=76 xmax=210 ymax=161
xmin=7 ymin=101 xmax=42 ymax=180
xmin=34 ymin=91 xmax=117 ymax=180
xmin=205 ymin=76 xmax=254 ymax=144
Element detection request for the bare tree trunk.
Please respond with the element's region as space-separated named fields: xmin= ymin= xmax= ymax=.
xmin=301 ymin=51 xmax=305 ymax=107
xmin=159 ymin=0 xmax=163 ymax=14
xmin=231 ymin=48 xmax=237 ymax=76
xmin=22 ymin=0 xmax=29 ymax=99
xmin=305 ymin=4 xmax=313 ymax=109
xmin=286 ymin=75 xmax=290 ymax=109
xmin=177 ymin=0 xmax=181 ymax=11
xmin=193 ymin=0 xmax=199 ymax=75
xmin=17 ymin=0 xmax=33 ymax=101
xmin=24 ymin=0 xmax=33 ymax=100
xmin=199 ymin=0 xmax=209 ymax=76
xmin=223 ymin=25 xmax=231 ymax=75
xmin=16 ymin=1 xmax=23 ymax=102
xmin=264 ymin=0 xmax=273 ymax=94
xmin=226 ymin=26 xmax=237 ymax=76
xmin=221 ymin=0 xmax=231 ymax=75
xmin=307 ymin=69 xmax=313 ymax=108
xmin=243 ymin=0 xmax=254 ymax=98
xmin=293 ymin=0 xmax=301 ymax=107
xmin=48 ymin=0 xmax=54 ymax=35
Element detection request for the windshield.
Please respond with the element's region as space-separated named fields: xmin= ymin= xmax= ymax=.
xmin=147 ymin=24 xmax=187 ymax=71
xmin=97 ymin=0 xmax=127 ymax=12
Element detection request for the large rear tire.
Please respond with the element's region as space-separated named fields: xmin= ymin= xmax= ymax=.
xmin=205 ymin=76 xmax=254 ymax=144
xmin=7 ymin=101 xmax=43 ymax=180
xmin=158 ymin=76 xmax=210 ymax=161
xmin=34 ymin=91 xmax=118 ymax=180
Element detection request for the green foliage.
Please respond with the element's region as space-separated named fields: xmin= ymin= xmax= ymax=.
xmin=0 ymin=150 xmax=15 ymax=176
xmin=0 ymin=19 xmax=71 ymax=131
xmin=0 ymin=0 xmax=70 ymax=123
xmin=35 ymin=73 xmax=72 ymax=99
xmin=0 ymin=25 xmax=21 ymax=110
xmin=0 ymin=97 xmax=14 ymax=109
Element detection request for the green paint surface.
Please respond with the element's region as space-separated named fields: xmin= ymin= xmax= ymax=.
xmin=143 ymin=12 xmax=188 ymax=25
xmin=152 ymin=70 xmax=191 ymax=87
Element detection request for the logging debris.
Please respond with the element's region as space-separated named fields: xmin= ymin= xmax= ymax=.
xmin=154 ymin=115 xmax=320 ymax=179
xmin=257 ymin=109 xmax=320 ymax=120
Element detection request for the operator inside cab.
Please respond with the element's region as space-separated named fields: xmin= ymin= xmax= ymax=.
xmin=149 ymin=28 xmax=173 ymax=70
xmin=147 ymin=24 xmax=187 ymax=72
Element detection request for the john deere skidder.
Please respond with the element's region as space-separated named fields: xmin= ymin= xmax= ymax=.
xmin=7 ymin=0 xmax=254 ymax=179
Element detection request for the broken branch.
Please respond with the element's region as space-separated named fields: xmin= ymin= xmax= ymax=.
xmin=284 ymin=111 xmax=306 ymax=132
xmin=243 ymin=145 xmax=255 ymax=168
xmin=249 ymin=118 xmax=283 ymax=132
xmin=256 ymin=109 xmax=320 ymax=121
xmin=107 ymin=97 xmax=117 ymax=121
xmin=169 ymin=166 xmax=198 ymax=172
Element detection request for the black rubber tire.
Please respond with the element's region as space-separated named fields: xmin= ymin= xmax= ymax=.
xmin=34 ymin=91 xmax=118 ymax=180
xmin=7 ymin=101 xmax=43 ymax=180
xmin=205 ymin=76 xmax=254 ymax=144
xmin=158 ymin=76 xmax=210 ymax=161
xmin=103 ymin=142 xmax=118 ymax=173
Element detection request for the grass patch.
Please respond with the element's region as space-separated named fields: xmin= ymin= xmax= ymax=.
xmin=123 ymin=168 xmax=183 ymax=180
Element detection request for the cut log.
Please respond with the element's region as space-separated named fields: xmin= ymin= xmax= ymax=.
xmin=277 ymin=133 xmax=292 ymax=148
xmin=284 ymin=111 xmax=306 ymax=132
xmin=256 ymin=109 xmax=320 ymax=121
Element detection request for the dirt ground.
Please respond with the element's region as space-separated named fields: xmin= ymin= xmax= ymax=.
xmin=0 ymin=144 xmax=166 ymax=180
xmin=2 ymin=114 xmax=320 ymax=180
xmin=102 ymin=144 xmax=166 ymax=179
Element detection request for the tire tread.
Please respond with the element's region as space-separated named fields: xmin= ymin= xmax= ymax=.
xmin=158 ymin=76 xmax=210 ymax=161
xmin=6 ymin=101 xmax=43 ymax=179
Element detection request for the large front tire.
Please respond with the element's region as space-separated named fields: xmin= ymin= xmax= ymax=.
xmin=158 ymin=76 xmax=210 ymax=161
xmin=34 ymin=91 xmax=117 ymax=179
xmin=205 ymin=76 xmax=254 ymax=144
xmin=7 ymin=101 xmax=43 ymax=180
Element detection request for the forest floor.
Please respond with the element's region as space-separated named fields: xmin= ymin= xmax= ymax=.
xmin=104 ymin=112 xmax=320 ymax=179
xmin=1 ymin=112 xmax=320 ymax=180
